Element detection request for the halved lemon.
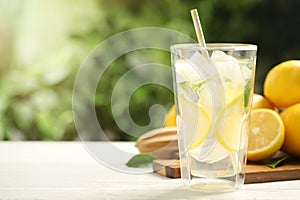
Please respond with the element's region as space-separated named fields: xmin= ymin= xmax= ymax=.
xmin=247 ymin=109 xmax=285 ymax=161
xmin=178 ymin=94 xmax=211 ymax=150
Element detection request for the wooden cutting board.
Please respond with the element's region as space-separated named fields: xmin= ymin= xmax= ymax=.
xmin=153 ymin=158 xmax=300 ymax=183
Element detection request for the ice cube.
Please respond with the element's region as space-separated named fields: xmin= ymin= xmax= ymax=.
xmin=175 ymin=60 xmax=202 ymax=83
xmin=211 ymin=50 xmax=251 ymax=82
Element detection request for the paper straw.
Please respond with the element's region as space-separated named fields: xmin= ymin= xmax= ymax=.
xmin=191 ymin=9 xmax=207 ymax=48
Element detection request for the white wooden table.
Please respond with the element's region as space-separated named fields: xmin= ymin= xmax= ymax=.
xmin=0 ymin=142 xmax=299 ymax=200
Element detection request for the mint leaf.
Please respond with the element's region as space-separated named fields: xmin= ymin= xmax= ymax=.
xmin=178 ymin=81 xmax=199 ymax=102
xmin=191 ymin=82 xmax=205 ymax=92
xmin=126 ymin=154 xmax=156 ymax=168
xmin=266 ymin=156 xmax=289 ymax=168
xmin=244 ymin=79 xmax=251 ymax=109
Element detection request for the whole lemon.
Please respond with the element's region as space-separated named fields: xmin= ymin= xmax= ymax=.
xmin=164 ymin=105 xmax=176 ymax=127
xmin=264 ymin=60 xmax=300 ymax=108
xmin=251 ymin=93 xmax=275 ymax=110
xmin=280 ymin=103 xmax=300 ymax=157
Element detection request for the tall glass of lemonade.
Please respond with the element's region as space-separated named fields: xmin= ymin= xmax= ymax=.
xmin=171 ymin=43 xmax=257 ymax=192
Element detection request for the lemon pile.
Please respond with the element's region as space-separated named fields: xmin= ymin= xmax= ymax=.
xmin=246 ymin=60 xmax=300 ymax=161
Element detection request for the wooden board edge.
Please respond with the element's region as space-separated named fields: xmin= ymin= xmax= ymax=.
xmin=153 ymin=159 xmax=181 ymax=178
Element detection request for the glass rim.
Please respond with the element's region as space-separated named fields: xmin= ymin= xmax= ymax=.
xmin=171 ymin=43 xmax=257 ymax=51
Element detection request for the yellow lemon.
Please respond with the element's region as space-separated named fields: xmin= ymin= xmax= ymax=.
xmin=247 ymin=109 xmax=285 ymax=161
xmin=264 ymin=60 xmax=300 ymax=109
xmin=252 ymin=93 xmax=275 ymax=110
xmin=164 ymin=105 xmax=176 ymax=127
xmin=280 ymin=103 xmax=300 ymax=158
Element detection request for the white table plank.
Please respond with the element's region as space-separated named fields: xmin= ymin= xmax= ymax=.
xmin=0 ymin=142 xmax=299 ymax=200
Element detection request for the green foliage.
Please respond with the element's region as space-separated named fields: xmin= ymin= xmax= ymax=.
xmin=0 ymin=0 xmax=299 ymax=140
xmin=0 ymin=0 xmax=103 ymax=140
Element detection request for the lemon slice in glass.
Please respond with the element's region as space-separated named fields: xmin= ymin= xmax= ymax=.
xmin=215 ymin=91 xmax=245 ymax=151
xmin=178 ymin=94 xmax=211 ymax=150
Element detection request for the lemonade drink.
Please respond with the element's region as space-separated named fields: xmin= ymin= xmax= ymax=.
xmin=171 ymin=44 xmax=257 ymax=192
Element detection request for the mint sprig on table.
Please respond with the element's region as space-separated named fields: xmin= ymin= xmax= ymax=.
xmin=126 ymin=154 xmax=156 ymax=168
xmin=265 ymin=156 xmax=289 ymax=168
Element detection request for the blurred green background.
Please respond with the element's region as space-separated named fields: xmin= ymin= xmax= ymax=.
xmin=0 ymin=0 xmax=299 ymax=141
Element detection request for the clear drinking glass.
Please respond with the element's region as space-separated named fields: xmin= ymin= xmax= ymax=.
xmin=171 ymin=43 xmax=257 ymax=192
